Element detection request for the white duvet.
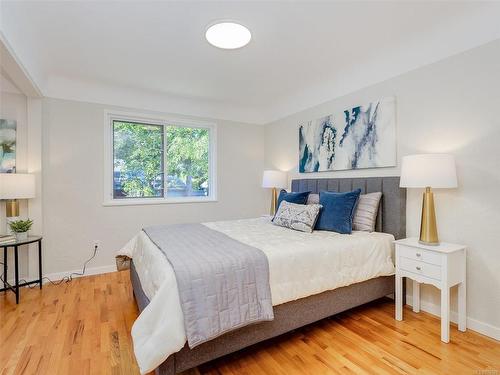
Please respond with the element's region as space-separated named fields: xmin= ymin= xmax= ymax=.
xmin=117 ymin=217 xmax=395 ymax=374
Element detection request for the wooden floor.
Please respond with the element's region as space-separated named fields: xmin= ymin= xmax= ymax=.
xmin=1 ymin=272 xmax=499 ymax=375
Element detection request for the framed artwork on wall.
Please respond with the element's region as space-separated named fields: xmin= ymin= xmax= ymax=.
xmin=299 ymin=97 xmax=396 ymax=173
xmin=0 ymin=119 xmax=16 ymax=173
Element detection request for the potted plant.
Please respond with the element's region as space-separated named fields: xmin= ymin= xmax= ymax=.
xmin=9 ymin=219 xmax=33 ymax=241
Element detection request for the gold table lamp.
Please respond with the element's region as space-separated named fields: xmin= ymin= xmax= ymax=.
xmin=0 ymin=173 xmax=36 ymax=230
xmin=262 ymin=170 xmax=287 ymax=215
xmin=400 ymin=154 xmax=457 ymax=245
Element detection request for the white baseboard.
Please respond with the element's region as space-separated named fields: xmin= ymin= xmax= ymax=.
xmin=42 ymin=264 xmax=117 ymax=283
xmin=406 ymin=295 xmax=500 ymax=342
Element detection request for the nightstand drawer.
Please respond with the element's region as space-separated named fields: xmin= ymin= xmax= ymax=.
xmin=399 ymin=257 xmax=441 ymax=280
xmin=397 ymin=245 xmax=442 ymax=265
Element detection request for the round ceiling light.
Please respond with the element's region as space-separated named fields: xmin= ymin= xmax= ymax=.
xmin=205 ymin=22 xmax=251 ymax=49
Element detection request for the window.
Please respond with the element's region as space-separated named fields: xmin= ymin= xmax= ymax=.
xmin=104 ymin=112 xmax=216 ymax=205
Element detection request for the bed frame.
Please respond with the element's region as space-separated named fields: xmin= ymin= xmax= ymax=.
xmin=130 ymin=176 xmax=406 ymax=375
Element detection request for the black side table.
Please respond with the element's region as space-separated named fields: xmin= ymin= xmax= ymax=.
xmin=0 ymin=235 xmax=43 ymax=304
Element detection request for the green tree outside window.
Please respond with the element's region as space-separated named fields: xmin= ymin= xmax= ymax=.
xmin=113 ymin=120 xmax=210 ymax=199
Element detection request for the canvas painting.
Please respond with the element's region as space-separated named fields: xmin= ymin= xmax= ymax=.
xmin=299 ymin=97 xmax=396 ymax=172
xmin=0 ymin=119 xmax=17 ymax=173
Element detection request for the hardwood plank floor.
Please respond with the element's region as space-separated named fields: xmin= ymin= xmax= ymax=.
xmin=1 ymin=271 xmax=499 ymax=375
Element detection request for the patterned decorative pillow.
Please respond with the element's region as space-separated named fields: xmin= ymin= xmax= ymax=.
xmin=353 ymin=192 xmax=383 ymax=232
xmin=273 ymin=201 xmax=322 ymax=233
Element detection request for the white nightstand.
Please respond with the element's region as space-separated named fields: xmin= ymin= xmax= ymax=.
xmin=394 ymin=238 xmax=467 ymax=343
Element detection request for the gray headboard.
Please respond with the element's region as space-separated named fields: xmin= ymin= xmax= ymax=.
xmin=291 ymin=176 xmax=406 ymax=239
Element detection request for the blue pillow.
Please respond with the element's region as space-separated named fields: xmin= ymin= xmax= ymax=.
xmin=315 ymin=189 xmax=362 ymax=234
xmin=276 ymin=190 xmax=310 ymax=210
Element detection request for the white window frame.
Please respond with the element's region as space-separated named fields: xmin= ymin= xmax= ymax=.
xmin=103 ymin=110 xmax=217 ymax=206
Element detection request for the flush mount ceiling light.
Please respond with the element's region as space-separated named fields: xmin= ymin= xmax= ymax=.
xmin=205 ymin=22 xmax=251 ymax=49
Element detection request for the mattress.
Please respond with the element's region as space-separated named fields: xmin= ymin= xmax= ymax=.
xmin=117 ymin=217 xmax=395 ymax=374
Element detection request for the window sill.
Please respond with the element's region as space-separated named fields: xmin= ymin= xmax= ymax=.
xmin=102 ymin=197 xmax=218 ymax=207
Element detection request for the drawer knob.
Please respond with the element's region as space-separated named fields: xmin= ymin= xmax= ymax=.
xmin=416 ymin=253 xmax=422 ymax=257
xmin=416 ymin=266 xmax=421 ymax=271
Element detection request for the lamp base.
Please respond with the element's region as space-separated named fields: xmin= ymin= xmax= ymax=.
xmin=419 ymin=187 xmax=439 ymax=246
xmin=5 ymin=200 xmax=20 ymax=235
xmin=6 ymin=199 xmax=19 ymax=218
xmin=270 ymin=188 xmax=278 ymax=216
xmin=418 ymin=239 xmax=440 ymax=246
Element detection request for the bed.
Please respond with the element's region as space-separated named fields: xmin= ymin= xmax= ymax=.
xmin=124 ymin=176 xmax=406 ymax=375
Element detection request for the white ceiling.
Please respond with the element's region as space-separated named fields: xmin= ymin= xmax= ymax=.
xmin=1 ymin=1 xmax=500 ymax=124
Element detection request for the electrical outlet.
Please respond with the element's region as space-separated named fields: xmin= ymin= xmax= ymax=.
xmin=93 ymin=240 xmax=101 ymax=249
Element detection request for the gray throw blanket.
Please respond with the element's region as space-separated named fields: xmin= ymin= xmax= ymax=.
xmin=143 ymin=223 xmax=274 ymax=348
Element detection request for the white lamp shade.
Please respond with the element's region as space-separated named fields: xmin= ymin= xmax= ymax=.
xmin=262 ymin=170 xmax=287 ymax=189
xmin=400 ymin=154 xmax=457 ymax=188
xmin=0 ymin=173 xmax=36 ymax=199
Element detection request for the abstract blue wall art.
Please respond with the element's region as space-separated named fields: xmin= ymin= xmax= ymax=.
xmin=299 ymin=97 xmax=396 ymax=172
xmin=0 ymin=119 xmax=16 ymax=173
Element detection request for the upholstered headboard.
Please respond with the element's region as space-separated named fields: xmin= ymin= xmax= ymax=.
xmin=291 ymin=176 xmax=406 ymax=239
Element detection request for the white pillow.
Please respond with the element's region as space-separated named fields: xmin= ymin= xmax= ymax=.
xmin=352 ymin=192 xmax=382 ymax=232
xmin=273 ymin=201 xmax=322 ymax=233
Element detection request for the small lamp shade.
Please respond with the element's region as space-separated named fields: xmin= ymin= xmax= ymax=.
xmin=0 ymin=173 xmax=36 ymax=199
xmin=400 ymin=154 xmax=457 ymax=189
xmin=262 ymin=170 xmax=287 ymax=189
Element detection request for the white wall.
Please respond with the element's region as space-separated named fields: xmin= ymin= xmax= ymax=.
xmin=264 ymin=40 xmax=500 ymax=339
xmin=41 ymin=98 xmax=267 ymax=276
